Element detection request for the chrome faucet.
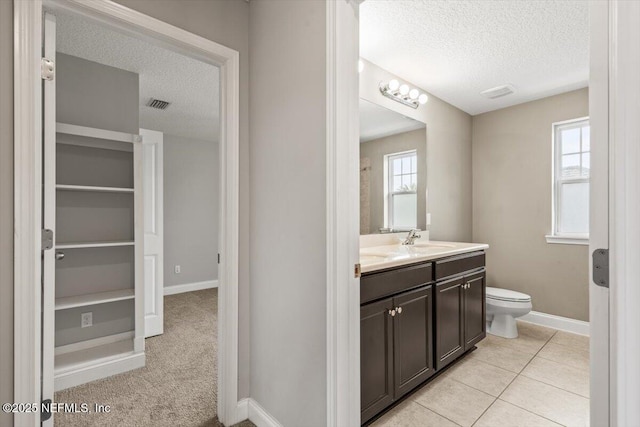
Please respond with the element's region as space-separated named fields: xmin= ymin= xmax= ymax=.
xmin=402 ymin=229 xmax=421 ymax=245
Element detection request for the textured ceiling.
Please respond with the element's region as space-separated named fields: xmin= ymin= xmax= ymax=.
xmin=360 ymin=99 xmax=425 ymax=143
xmin=360 ymin=0 xmax=589 ymax=115
xmin=56 ymin=12 xmax=219 ymax=142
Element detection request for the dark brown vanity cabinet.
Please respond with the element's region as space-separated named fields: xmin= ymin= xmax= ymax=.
xmin=360 ymin=251 xmax=486 ymax=424
xmin=360 ymin=285 xmax=434 ymax=423
xmin=361 ymin=297 xmax=395 ymax=422
xmin=434 ymin=252 xmax=486 ymax=370
xmin=393 ymin=286 xmax=434 ymax=397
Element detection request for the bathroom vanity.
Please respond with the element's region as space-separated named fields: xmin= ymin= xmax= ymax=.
xmin=360 ymin=240 xmax=488 ymax=424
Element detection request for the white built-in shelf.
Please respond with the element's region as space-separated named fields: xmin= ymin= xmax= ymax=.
xmin=55 ymin=289 xmax=135 ymax=311
xmin=56 ymin=184 xmax=134 ymax=193
xmin=54 ymin=338 xmax=134 ymax=374
xmin=57 ymin=122 xmax=141 ymax=144
xmin=56 ymin=241 xmax=135 ymax=250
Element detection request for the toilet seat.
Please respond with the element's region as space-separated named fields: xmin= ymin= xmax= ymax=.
xmin=486 ymin=287 xmax=531 ymax=303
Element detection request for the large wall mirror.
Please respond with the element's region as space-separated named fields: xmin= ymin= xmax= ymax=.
xmin=360 ymin=99 xmax=427 ymax=234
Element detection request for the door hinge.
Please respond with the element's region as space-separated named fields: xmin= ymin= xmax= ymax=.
xmin=42 ymin=229 xmax=54 ymax=250
xmin=355 ymin=263 xmax=361 ymax=278
xmin=592 ymin=248 xmax=609 ymax=288
xmin=41 ymin=58 xmax=55 ymax=81
xmin=218 ymin=253 xmax=220 ymax=264
xmin=41 ymin=399 xmax=52 ymax=422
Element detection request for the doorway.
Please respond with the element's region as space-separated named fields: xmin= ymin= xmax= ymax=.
xmin=13 ymin=1 xmax=241 ymax=425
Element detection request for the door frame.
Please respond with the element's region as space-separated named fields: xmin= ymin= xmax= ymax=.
xmin=13 ymin=1 xmax=242 ymax=425
xmin=325 ymin=1 xmax=361 ymax=425
xmin=604 ymin=1 xmax=640 ymax=424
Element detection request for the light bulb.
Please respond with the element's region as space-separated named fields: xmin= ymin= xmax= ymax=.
xmin=388 ymin=79 xmax=400 ymax=91
xmin=409 ymin=89 xmax=420 ymax=100
xmin=358 ymin=60 xmax=364 ymax=73
xmin=399 ymin=84 xmax=410 ymax=96
xmin=418 ymin=93 xmax=429 ymax=104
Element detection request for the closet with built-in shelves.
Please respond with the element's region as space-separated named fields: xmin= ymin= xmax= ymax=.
xmin=52 ymin=53 xmax=145 ymax=391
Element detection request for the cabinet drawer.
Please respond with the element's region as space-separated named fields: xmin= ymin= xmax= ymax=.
xmin=434 ymin=252 xmax=485 ymax=281
xmin=361 ymin=263 xmax=433 ymax=304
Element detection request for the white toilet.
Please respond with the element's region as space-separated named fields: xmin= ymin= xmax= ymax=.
xmin=486 ymin=287 xmax=532 ymax=339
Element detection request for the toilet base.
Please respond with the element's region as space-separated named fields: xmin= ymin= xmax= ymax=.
xmin=487 ymin=314 xmax=519 ymax=339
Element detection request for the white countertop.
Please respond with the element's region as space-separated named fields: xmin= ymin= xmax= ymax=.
xmin=360 ymin=239 xmax=489 ymax=273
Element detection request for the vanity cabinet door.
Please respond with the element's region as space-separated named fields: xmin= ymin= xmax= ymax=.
xmin=435 ymin=277 xmax=465 ymax=370
xmin=464 ymin=271 xmax=486 ymax=351
xmin=393 ymin=285 xmax=434 ymax=399
xmin=361 ymin=297 xmax=394 ymax=423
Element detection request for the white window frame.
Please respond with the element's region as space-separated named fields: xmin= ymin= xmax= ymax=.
xmin=546 ymin=116 xmax=590 ymax=245
xmin=384 ymin=149 xmax=417 ymax=231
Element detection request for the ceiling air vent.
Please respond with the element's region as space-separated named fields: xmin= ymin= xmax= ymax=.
xmin=146 ymin=98 xmax=171 ymax=110
xmin=480 ymin=84 xmax=515 ymax=99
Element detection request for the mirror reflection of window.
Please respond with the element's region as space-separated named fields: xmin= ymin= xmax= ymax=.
xmin=387 ymin=150 xmax=417 ymax=230
xmin=359 ymin=99 xmax=426 ymax=234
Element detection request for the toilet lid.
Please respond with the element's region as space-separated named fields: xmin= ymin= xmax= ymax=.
xmin=486 ymin=287 xmax=531 ymax=302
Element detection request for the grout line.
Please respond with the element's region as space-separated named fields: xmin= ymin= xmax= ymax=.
xmin=447 ymin=375 xmax=503 ymax=399
xmin=518 ymin=371 xmax=590 ymax=400
xmin=491 ymin=330 xmax=555 ymax=402
xmin=492 ymin=399 xmax=565 ymax=427
xmin=488 ymin=329 xmax=590 ymax=426
xmin=411 ymin=399 xmax=465 ymax=427
xmin=535 ymin=352 xmax=590 ymax=373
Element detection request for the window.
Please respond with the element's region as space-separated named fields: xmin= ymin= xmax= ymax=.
xmin=547 ymin=118 xmax=590 ymax=245
xmin=385 ymin=150 xmax=417 ymax=230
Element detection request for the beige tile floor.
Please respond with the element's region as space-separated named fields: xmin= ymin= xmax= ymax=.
xmin=371 ymin=321 xmax=590 ymax=427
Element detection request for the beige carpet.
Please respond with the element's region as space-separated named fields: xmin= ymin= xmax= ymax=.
xmin=55 ymin=289 xmax=254 ymax=427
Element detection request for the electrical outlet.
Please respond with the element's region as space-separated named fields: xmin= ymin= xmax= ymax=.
xmin=175 ymin=265 xmax=181 ymax=274
xmin=81 ymin=312 xmax=92 ymax=328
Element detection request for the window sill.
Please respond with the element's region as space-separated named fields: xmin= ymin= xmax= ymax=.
xmin=545 ymin=235 xmax=589 ymax=245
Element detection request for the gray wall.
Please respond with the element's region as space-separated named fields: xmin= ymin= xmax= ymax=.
xmin=57 ymin=53 xmax=139 ymax=134
xmin=0 ymin=0 xmax=14 ymax=424
xmin=249 ymin=0 xmax=327 ymax=425
xmin=360 ymin=128 xmax=427 ymax=233
xmin=112 ymin=0 xmax=251 ymax=398
xmin=164 ymin=134 xmax=218 ymax=287
xmin=359 ymin=59 xmax=473 ymax=241
xmin=472 ymin=88 xmax=590 ymax=321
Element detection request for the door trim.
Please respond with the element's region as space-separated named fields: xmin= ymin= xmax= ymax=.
xmin=607 ymin=1 xmax=640 ymax=425
xmin=13 ymin=1 xmax=242 ymax=425
xmin=325 ymin=1 xmax=361 ymax=426
xmin=13 ymin=2 xmax=43 ymax=423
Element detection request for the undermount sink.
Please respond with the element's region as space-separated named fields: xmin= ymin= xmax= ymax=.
xmin=360 ymin=254 xmax=388 ymax=263
xmin=413 ymin=242 xmax=457 ymax=249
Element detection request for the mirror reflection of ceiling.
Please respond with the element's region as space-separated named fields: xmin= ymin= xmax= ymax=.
xmin=360 ymin=99 xmax=425 ymax=143
xmin=360 ymin=1 xmax=588 ymax=115
xmin=56 ymin=12 xmax=219 ymax=142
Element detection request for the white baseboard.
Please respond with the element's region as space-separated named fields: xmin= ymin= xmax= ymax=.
xmin=54 ymin=352 xmax=145 ymax=391
xmin=245 ymin=398 xmax=283 ymax=427
xmin=164 ymin=280 xmax=218 ymax=296
xmin=520 ymin=310 xmax=590 ymax=336
xmin=234 ymin=398 xmax=249 ymax=423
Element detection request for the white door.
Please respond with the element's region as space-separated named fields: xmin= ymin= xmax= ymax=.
xmin=589 ymin=1 xmax=609 ymax=425
xmin=141 ymin=129 xmax=164 ymax=337
xmin=42 ymin=11 xmax=57 ymax=427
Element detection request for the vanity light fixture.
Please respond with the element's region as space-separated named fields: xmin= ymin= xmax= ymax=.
xmin=379 ymin=80 xmax=428 ymax=109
